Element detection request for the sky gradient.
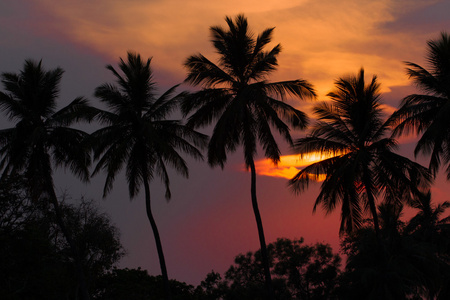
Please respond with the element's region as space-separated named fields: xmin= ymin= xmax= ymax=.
xmin=1 ymin=0 xmax=450 ymax=285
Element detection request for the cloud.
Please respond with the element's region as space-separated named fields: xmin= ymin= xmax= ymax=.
xmin=25 ymin=0 xmax=449 ymax=99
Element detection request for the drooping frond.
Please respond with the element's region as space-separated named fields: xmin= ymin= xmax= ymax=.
xmin=289 ymin=156 xmax=341 ymax=193
xmin=263 ymin=80 xmax=317 ymax=101
xmin=49 ymin=127 xmax=91 ymax=182
xmin=392 ymin=32 xmax=450 ymax=178
xmin=49 ymin=97 xmax=98 ymax=126
xmin=184 ymin=54 xmax=234 ymax=87
xmin=183 ymin=89 xmax=233 ymax=129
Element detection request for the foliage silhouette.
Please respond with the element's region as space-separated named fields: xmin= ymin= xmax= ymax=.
xmin=0 ymin=178 xmax=124 ymax=299
xmin=91 ymin=52 xmax=207 ymax=300
xmin=339 ymin=195 xmax=450 ymax=300
xmin=289 ymin=68 xmax=432 ymax=235
xmin=200 ymin=238 xmax=341 ymax=300
xmin=94 ymin=268 xmax=205 ymax=300
xmin=183 ymin=15 xmax=316 ymax=299
xmin=391 ymin=32 xmax=450 ymax=179
xmin=0 ymin=60 xmax=96 ymax=299
xmin=405 ymin=192 xmax=450 ymax=298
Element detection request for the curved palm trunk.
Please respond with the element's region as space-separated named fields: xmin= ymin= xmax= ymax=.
xmin=249 ymin=159 xmax=275 ymax=300
xmin=143 ymin=179 xmax=172 ymax=300
xmin=48 ymin=187 xmax=90 ymax=300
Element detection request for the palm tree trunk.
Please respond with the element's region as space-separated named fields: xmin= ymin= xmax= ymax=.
xmin=48 ymin=188 xmax=91 ymax=300
xmin=143 ymin=179 xmax=172 ymax=300
xmin=249 ymin=158 xmax=275 ymax=300
xmin=367 ymin=193 xmax=380 ymax=237
xmin=361 ymin=169 xmax=381 ymax=238
xmin=363 ymin=182 xmax=380 ymax=238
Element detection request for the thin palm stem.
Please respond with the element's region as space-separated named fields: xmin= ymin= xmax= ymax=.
xmin=143 ymin=178 xmax=172 ymax=300
xmin=250 ymin=158 xmax=275 ymax=300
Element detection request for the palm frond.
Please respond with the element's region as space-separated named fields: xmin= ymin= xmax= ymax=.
xmin=263 ymin=80 xmax=316 ymax=100
xmin=264 ymin=97 xmax=308 ymax=130
xmin=252 ymin=27 xmax=275 ymax=60
xmin=184 ymin=90 xmax=233 ymax=129
xmin=293 ymin=136 xmax=349 ymax=156
xmin=147 ymin=85 xmax=182 ymax=120
xmin=253 ymin=98 xmax=292 ymax=144
xmin=0 ymin=92 xmax=27 ymax=121
xmin=184 ymin=54 xmax=234 ymax=87
xmin=95 ymin=83 xmax=129 ymax=114
xmin=49 ymin=97 xmax=98 ymax=126
xmin=248 ymin=44 xmax=281 ymax=80
xmin=49 ymin=127 xmax=91 ymax=182
xmin=289 ymin=156 xmax=340 ymax=193
xmin=207 ymin=100 xmax=244 ymax=167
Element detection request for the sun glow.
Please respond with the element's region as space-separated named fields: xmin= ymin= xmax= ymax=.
xmin=254 ymin=152 xmax=339 ymax=180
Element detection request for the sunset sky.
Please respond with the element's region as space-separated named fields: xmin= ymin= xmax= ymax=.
xmin=1 ymin=0 xmax=450 ymax=285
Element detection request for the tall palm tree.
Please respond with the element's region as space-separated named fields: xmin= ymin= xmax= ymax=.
xmin=289 ymin=69 xmax=432 ymax=236
xmin=182 ymin=15 xmax=316 ymax=299
xmin=391 ymin=32 xmax=450 ymax=178
xmin=0 ymin=60 xmax=94 ymax=299
xmin=91 ymin=52 xmax=207 ymax=300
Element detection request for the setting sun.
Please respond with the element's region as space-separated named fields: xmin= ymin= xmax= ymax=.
xmin=254 ymin=152 xmax=340 ymax=180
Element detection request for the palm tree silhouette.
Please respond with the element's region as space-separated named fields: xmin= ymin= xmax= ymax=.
xmin=341 ymin=203 xmax=432 ymax=299
xmin=392 ymin=32 xmax=450 ymax=178
xmin=407 ymin=191 xmax=450 ymax=234
xmin=91 ymin=52 xmax=207 ymax=300
xmin=289 ymin=69 xmax=431 ymax=235
xmin=0 ymin=60 xmax=94 ymax=299
xmin=182 ymin=15 xmax=316 ymax=299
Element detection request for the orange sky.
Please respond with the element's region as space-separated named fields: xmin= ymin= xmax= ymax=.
xmin=254 ymin=154 xmax=336 ymax=180
xmin=28 ymin=0 xmax=437 ymax=96
xmin=1 ymin=0 xmax=450 ymax=286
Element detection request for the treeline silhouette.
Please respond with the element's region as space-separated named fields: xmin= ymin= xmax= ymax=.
xmin=0 ymin=14 xmax=449 ymax=300
xmin=1 ymin=185 xmax=448 ymax=299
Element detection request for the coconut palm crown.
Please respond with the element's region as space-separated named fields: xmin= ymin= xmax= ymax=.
xmin=391 ymin=32 xmax=450 ymax=179
xmin=0 ymin=60 xmax=93 ymax=199
xmin=183 ymin=14 xmax=316 ymax=168
xmin=289 ymin=69 xmax=432 ymax=235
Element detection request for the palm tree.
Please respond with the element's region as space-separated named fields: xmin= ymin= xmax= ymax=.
xmin=0 ymin=60 xmax=94 ymax=299
xmin=391 ymin=32 xmax=450 ymax=178
xmin=289 ymin=69 xmax=432 ymax=236
xmin=91 ymin=52 xmax=207 ymax=300
xmin=340 ymin=203 xmax=433 ymax=300
xmin=407 ymin=191 xmax=450 ymax=236
xmin=406 ymin=191 xmax=450 ymax=299
xmin=182 ymin=15 xmax=316 ymax=299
